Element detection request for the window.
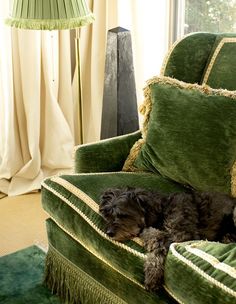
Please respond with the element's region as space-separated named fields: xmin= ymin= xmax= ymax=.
xmin=171 ymin=0 xmax=236 ymax=44
xmin=184 ymin=0 xmax=236 ymax=34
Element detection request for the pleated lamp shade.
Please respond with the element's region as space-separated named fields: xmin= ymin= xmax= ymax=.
xmin=6 ymin=0 xmax=95 ymax=30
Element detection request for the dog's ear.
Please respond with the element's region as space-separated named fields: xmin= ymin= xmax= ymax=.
xmin=129 ymin=190 xmax=149 ymax=214
xmin=99 ymin=188 xmax=123 ymax=214
xmin=131 ymin=189 xmax=166 ymax=226
xmin=100 ymin=188 xmax=122 ymax=203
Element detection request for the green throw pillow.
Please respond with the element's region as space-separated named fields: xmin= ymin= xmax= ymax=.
xmin=123 ymin=76 xmax=236 ymax=196
xmin=201 ymin=35 xmax=236 ymax=90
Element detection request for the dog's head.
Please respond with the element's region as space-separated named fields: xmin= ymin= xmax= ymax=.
xmin=99 ymin=188 xmax=147 ymax=241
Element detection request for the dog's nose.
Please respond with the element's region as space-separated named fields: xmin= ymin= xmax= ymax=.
xmin=106 ymin=228 xmax=115 ymax=238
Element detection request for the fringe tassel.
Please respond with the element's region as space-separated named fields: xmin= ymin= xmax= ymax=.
xmin=122 ymin=139 xmax=145 ymax=171
xmin=44 ymin=245 xmax=126 ymax=304
xmin=122 ymin=81 xmax=153 ymax=172
xmin=230 ymin=162 xmax=236 ymax=198
xmin=144 ymin=76 xmax=236 ymax=99
xmin=5 ymin=14 xmax=95 ymax=30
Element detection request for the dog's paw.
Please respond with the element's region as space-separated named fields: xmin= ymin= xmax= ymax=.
xmin=144 ymin=271 xmax=163 ymax=292
xmin=144 ymin=254 xmax=164 ymax=291
xmin=140 ymin=227 xmax=157 ymax=239
xmin=140 ymin=228 xmax=169 ymax=253
xmin=140 ymin=227 xmax=159 ymax=249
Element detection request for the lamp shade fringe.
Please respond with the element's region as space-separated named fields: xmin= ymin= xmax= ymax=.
xmin=6 ymin=0 xmax=94 ymax=30
xmin=5 ymin=14 xmax=94 ymax=30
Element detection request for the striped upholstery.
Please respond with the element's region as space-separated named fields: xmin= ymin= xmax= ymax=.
xmin=42 ymin=172 xmax=184 ymax=303
xmin=165 ymin=241 xmax=236 ymax=304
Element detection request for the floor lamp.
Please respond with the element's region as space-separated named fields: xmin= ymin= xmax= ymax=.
xmin=6 ymin=0 xmax=94 ymax=144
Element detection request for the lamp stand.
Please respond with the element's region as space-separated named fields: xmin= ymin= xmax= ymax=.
xmin=75 ymin=28 xmax=84 ymax=144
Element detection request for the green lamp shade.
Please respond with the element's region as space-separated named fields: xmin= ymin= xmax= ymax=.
xmin=6 ymin=0 xmax=95 ymax=30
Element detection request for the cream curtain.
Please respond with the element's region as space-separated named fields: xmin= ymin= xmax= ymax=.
xmin=0 ymin=0 xmax=169 ymax=196
xmin=0 ymin=5 xmax=75 ymax=196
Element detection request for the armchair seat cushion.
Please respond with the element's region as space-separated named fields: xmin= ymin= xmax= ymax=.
xmin=42 ymin=172 xmax=185 ymax=303
xmin=42 ymin=172 xmax=236 ymax=304
xmin=165 ymin=241 xmax=236 ymax=304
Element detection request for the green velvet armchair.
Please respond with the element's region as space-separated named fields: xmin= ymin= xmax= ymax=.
xmin=42 ymin=32 xmax=236 ymax=304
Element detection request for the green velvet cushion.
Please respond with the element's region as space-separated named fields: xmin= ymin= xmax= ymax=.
xmin=165 ymin=241 xmax=236 ymax=304
xmin=42 ymin=172 xmax=185 ymax=303
xmin=123 ymin=76 xmax=236 ymax=196
xmin=201 ymin=34 xmax=236 ymax=90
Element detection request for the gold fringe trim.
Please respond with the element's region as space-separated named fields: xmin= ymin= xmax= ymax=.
xmin=143 ymin=76 xmax=236 ymax=99
xmin=202 ymin=38 xmax=236 ymax=84
xmin=122 ymin=139 xmax=145 ymax=171
xmin=45 ymin=244 xmax=128 ymax=304
xmin=230 ymin=162 xmax=236 ymax=198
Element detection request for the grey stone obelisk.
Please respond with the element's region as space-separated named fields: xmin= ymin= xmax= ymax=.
xmin=100 ymin=27 xmax=139 ymax=139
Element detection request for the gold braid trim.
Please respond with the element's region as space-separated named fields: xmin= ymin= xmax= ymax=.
xmin=45 ymin=243 xmax=128 ymax=304
xmin=170 ymin=243 xmax=236 ymax=298
xmin=185 ymin=244 xmax=236 ymax=279
xmin=160 ymin=33 xmax=190 ymax=76
xmin=51 ymin=176 xmax=99 ymax=213
xmin=49 ymin=176 xmax=144 ymax=247
xmin=42 ymin=180 xmax=146 ymax=259
xmin=202 ymin=37 xmax=236 ymax=84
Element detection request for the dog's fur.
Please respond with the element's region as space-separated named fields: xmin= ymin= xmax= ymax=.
xmin=99 ymin=187 xmax=236 ymax=291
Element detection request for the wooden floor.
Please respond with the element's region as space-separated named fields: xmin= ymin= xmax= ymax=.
xmin=0 ymin=192 xmax=48 ymax=257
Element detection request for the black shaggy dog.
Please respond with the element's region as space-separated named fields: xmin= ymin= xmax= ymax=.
xmin=99 ymin=187 xmax=236 ymax=291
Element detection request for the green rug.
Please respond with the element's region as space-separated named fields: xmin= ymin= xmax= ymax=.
xmin=0 ymin=245 xmax=61 ymax=304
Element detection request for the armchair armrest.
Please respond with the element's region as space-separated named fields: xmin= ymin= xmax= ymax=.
xmin=74 ymin=130 xmax=141 ymax=173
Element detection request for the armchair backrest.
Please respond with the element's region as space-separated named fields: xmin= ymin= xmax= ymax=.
xmin=161 ymin=32 xmax=236 ymax=90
